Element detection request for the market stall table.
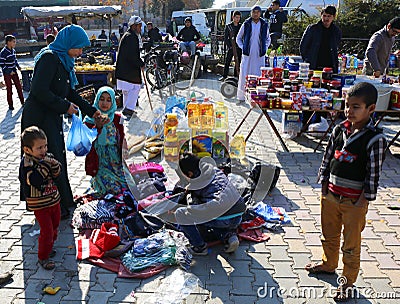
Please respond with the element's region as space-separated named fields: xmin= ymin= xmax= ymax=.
xmin=76 ymin=69 xmax=115 ymax=90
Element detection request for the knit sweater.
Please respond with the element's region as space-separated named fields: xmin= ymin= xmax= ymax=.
xmin=19 ymin=153 xmax=61 ymax=211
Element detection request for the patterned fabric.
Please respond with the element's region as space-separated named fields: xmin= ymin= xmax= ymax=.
xmin=90 ymin=122 xmax=127 ymax=196
xmin=0 ymin=46 xmax=20 ymax=75
xmin=19 ymin=153 xmax=61 ymax=211
xmin=72 ymin=199 xmax=115 ymax=229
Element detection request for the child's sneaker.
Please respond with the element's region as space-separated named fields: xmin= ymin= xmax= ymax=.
xmin=189 ymin=243 xmax=208 ymax=256
xmin=224 ymin=235 xmax=239 ymax=253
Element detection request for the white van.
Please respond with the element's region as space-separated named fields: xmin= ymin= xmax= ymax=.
xmin=171 ymin=11 xmax=211 ymax=37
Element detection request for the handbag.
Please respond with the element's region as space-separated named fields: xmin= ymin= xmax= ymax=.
xmin=66 ymin=110 xmax=98 ymax=156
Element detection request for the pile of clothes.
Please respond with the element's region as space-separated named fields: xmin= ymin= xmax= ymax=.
xmin=71 ymin=161 xmax=289 ymax=278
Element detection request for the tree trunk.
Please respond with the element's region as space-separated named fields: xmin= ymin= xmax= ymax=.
xmin=143 ymin=0 xmax=147 ymax=21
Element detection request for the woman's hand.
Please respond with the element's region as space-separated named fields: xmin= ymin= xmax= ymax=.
xmin=95 ymin=114 xmax=110 ymax=129
xmin=92 ymin=110 xmax=102 ymax=119
xmin=67 ymin=103 xmax=78 ymax=115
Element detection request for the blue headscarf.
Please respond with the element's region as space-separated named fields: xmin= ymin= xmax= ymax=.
xmin=34 ymin=25 xmax=90 ymax=89
xmin=84 ymin=86 xmax=117 ymax=145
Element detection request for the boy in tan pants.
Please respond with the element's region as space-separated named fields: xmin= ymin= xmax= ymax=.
xmin=305 ymin=82 xmax=387 ymax=301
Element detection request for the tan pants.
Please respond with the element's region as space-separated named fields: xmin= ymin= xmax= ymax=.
xmin=320 ymin=191 xmax=368 ymax=285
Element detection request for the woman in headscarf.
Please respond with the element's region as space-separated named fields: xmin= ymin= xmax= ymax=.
xmin=84 ymin=86 xmax=127 ymax=196
xmin=21 ymin=25 xmax=102 ymax=219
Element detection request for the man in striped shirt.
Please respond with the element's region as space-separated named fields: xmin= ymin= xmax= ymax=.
xmin=0 ymin=35 xmax=24 ymax=110
xmin=305 ymin=82 xmax=387 ymax=301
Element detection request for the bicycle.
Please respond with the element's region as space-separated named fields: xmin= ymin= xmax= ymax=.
xmin=145 ymin=44 xmax=190 ymax=93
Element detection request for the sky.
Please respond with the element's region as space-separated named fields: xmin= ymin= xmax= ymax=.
xmin=212 ymin=0 xmax=235 ymax=9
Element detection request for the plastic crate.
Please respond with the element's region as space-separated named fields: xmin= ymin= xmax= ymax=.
xmin=332 ymin=74 xmax=356 ymax=87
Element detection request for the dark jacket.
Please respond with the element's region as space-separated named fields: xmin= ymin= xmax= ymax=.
xmin=224 ymin=22 xmax=241 ymax=49
xmin=175 ymin=162 xmax=246 ymax=225
xmin=84 ymin=113 xmax=125 ymax=177
xmin=0 ymin=46 xmax=20 ymax=75
xmin=115 ymin=29 xmax=144 ymax=84
xmin=176 ymin=25 xmax=201 ymax=42
xmin=19 ymin=153 xmax=61 ymax=211
xmin=299 ymin=20 xmax=342 ymax=73
xmin=265 ymin=10 xmax=287 ymax=34
xmin=21 ymin=52 xmax=97 ymax=206
xmin=241 ymin=18 xmax=269 ymax=57
xmin=147 ymin=28 xmax=162 ymax=43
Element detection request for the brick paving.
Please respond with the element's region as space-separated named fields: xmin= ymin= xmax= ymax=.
xmin=0 ymin=73 xmax=400 ymax=303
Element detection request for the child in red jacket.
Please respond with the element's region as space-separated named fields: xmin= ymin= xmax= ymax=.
xmin=84 ymin=86 xmax=127 ymax=196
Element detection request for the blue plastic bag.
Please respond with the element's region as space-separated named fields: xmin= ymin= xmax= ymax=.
xmin=66 ymin=111 xmax=97 ymax=156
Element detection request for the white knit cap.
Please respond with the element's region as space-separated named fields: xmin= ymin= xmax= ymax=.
xmin=128 ymin=15 xmax=142 ymax=27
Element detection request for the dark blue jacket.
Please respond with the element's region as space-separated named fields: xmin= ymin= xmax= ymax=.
xmin=299 ymin=20 xmax=342 ymax=73
xmin=0 ymin=46 xmax=20 ymax=75
xmin=242 ymin=18 xmax=269 ymax=57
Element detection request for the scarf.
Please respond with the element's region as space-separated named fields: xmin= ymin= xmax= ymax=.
xmin=84 ymin=86 xmax=117 ymax=146
xmin=34 ymin=25 xmax=90 ymax=89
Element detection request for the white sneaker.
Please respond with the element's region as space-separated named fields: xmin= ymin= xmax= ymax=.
xmin=224 ymin=235 xmax=239 ymax=253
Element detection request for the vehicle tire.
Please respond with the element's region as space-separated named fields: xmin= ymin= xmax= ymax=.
xmin=220 ymin=82 xmax=237 ymax=99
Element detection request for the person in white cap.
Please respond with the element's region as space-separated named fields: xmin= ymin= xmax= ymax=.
xmin=236 ymin=5 xmax=270 ymax=103
xmin=115 ymin=15 xmax=145 ymax=117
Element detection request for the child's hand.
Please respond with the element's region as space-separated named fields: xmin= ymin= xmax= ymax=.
xmin=321 ymin=181 xmax=329 ymax=195
xmin=354 ymin=196 xmax=369 ymax=208
xmin=43 ymin=155 xmax=60 ymax=167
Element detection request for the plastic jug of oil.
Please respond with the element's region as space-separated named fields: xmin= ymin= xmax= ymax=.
xmin=164 ymin=113 xmax=178 ymax=136
xmin=214 ymin=101 xmax=228 ymax=130
xmin=200 ymin=97 xmax=214 ymax=129
xmin=164 ymin=127 xmax=179 ymax=162
xmin=230 ymin=134 xmax=246 ymax=159
xmin=187 ymin=100 xmax=201 ymax=129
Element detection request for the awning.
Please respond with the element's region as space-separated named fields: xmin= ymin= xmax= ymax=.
xmin=21 ymin=5 xmax=122 ymax=19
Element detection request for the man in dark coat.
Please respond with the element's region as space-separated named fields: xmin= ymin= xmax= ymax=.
xmin=264 ymin=0 xmax=288 ymax=50
xmin=299 ymin=5 xmax=342 ymax=73
xmin=219 ymin=10 xmax=242 ymax=81
xmin=115 ymin=16 xmax=145 ymax=117
xmin=143 ymin=22 xmax=162 ymax=52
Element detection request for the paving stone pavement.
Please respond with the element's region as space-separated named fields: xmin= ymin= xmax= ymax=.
xmin=1 ymin=75 xmax=400 ymax=303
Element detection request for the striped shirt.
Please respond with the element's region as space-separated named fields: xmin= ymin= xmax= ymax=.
xmin=0 ymin=46 xmax=20 ymax=75
xmin=19 ymin=154 xmax=61 ymax=211
xmin=318 ymin=119 xmax=386 ymax=201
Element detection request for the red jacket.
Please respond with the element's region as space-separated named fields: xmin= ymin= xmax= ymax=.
xmin=85 ymin=113 xmax=125 ymax=177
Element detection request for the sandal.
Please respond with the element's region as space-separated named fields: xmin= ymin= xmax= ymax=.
xmin=49 ymin=250 xmax=56 ymax=258
xmin=333 ymin=284 xmax=354 ymax=302
xmin=38 ymin=259 xmax=55 ymax=270
xmin=305 ymin=262 xmax=335 ymax=274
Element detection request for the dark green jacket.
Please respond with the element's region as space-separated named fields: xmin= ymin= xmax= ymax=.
xmin=21 ymin=52 xmax=97 ymax=206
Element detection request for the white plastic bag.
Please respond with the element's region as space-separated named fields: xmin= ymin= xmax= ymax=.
xmin=308 ymin=117 xmax=329 ymax=138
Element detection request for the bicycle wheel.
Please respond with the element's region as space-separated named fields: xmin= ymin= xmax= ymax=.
xmin=174 ymin=67 xmax=190 ymax=90
xmin=146 ymin=67 xmax=165 ymax=90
